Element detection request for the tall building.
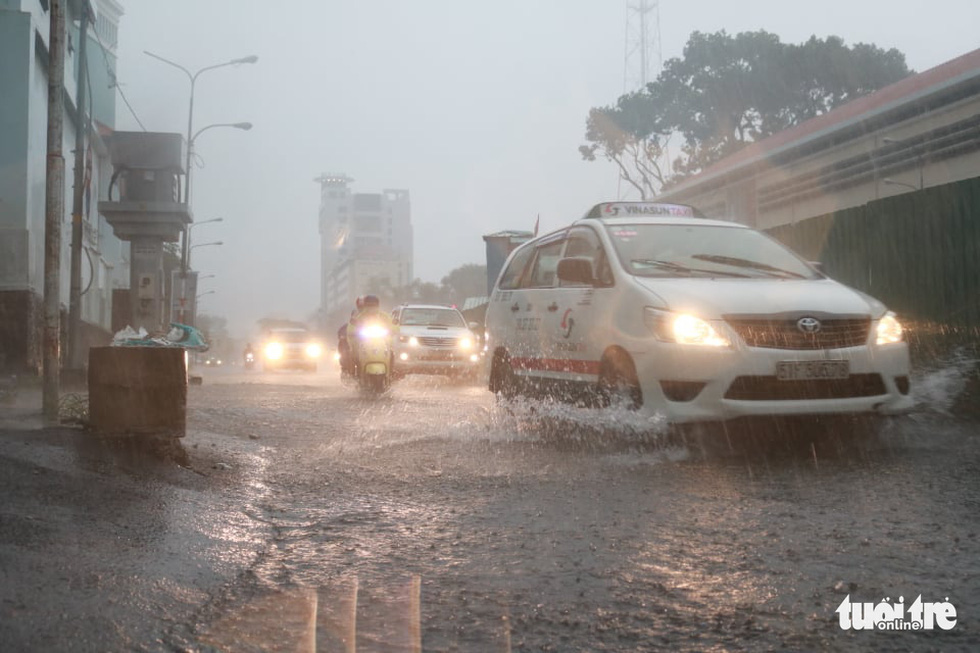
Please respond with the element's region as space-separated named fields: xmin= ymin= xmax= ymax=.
xmin=0 ymin=0 xmax=127 ymax=373
xmin=316 ymin=173 xmax=413 ymax=324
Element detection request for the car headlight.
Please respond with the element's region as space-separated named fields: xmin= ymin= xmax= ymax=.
xmin=876 ymin=313 xmax=904 ymax=345
xmin=409 ymin=336 xmax=419 ymax=347
xmin=265 ymin=342 xmax=283 ymax=360
xmin=644 ymin=307 xmax=729 ymax=347
xmin=458 ymin=337 xmax=473 ymax=350
xmin=305 ymin=343 xmax=322 ymax=358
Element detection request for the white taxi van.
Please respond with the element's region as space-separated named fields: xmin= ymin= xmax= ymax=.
xmin=484 ymin=202 xmax=913 ymax=424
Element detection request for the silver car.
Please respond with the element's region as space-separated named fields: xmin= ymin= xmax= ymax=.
xmin=391 ymin=304 xmax=482 ymax=378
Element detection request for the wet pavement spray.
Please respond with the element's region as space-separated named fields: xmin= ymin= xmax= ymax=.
xmin=1 ymin=358 xmax=979 ymax=651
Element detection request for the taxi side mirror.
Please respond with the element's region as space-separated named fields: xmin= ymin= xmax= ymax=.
xmin=557 ymin=257 xmax=594 ymax=285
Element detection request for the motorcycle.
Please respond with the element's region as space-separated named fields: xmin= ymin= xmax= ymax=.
xmin=353 ymin=322 xmax=393 ymax=394
xmin=244 ymin=351 xmax=255 ymax=370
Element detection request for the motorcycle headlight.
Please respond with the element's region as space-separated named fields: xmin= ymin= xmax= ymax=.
xmin=458 ymin=337 xmax=473 ymax=350
xmin=265 ymin=342 xmax=283 ymax=360
xmin=306 ymin=343 xmax=322 ymax=358
xmin=876 ymin=314 xmax=904 ymax=345
xmin=360 ymin=324 xmax=390 ymax=339
xmin=643 ymin=308 xmax=729 ymax=347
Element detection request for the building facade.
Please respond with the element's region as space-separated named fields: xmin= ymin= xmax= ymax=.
xmin=317 ymin=173 xmax=412 ymax=325
xmin=0 ymin=0 xmax=126 ymax=373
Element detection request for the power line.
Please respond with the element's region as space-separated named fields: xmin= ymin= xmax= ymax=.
xmin=88 ymin=15 xmax=146 ymax=131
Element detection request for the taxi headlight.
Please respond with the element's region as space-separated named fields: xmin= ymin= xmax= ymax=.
xmin=305 ymin=343 xmax=322 ymax=358
xmin=644 ymin=308 xmax=729 ymax=347
xmin=265 ymin=342 xmax=283 ymax=360
xmin=876 ymin=314 xmax=904 ymax=345
xmin=459 ymin=337 xmax=473 ymax=350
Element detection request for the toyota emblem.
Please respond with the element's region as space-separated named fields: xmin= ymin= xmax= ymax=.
xmin=797 ymin=317 xmax=822 ymax=334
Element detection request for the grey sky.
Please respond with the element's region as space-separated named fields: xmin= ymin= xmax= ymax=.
xmin=112 ymin=0 xmax=980 ymax=335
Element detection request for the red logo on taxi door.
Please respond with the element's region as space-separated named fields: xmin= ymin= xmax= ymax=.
xmin=561 ymin=309 xmax=575 ymax=339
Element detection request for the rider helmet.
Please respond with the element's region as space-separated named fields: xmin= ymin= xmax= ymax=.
xmin=363 ymin=294 xmax=380 ymax=308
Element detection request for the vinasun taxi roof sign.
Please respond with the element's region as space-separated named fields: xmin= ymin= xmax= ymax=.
xmin=584 ymin=202 xmax=701 ymax=219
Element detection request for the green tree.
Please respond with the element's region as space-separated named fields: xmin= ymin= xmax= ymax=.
xmin=582 ymin=30 xmax=911 ymax=189
xmin=440 ymin=264 xmax=487 ymax=307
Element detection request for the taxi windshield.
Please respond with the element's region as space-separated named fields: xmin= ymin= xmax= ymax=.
xmin=399 ymin=308 xmax=466 ymax=327
xmin=604 ymin=223 xmax=820 ymax=280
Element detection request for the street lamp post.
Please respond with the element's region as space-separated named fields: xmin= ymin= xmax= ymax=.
xmin=190 ymin=240 xmax=223 ymax=253
xmin=881 ymin=137 xmax=924 ymax=191
xmin=144 ymin=51 xmax=256 ymax=324
xmin=186 ymin=217 xmax=223 ymax=271
xmin=143 ymin=51 xmax=257 ymax=207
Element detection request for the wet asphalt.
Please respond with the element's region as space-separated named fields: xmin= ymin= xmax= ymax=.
xmin=1 ymin=362 xmax=979 ymax=651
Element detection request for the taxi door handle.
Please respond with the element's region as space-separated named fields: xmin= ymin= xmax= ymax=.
xmin=511 ymin=303 xmax=520 ymax=312
xmin=547 ymin=302 xmax=559 ymax=312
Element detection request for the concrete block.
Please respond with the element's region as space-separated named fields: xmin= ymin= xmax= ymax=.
xmin=88 ymin=347 xmax=187 ymax=437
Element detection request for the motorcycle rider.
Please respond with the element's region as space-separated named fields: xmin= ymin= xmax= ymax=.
xmin=347 ymin=295 xmax=395 ymax=375
xmin=336 ymin=303 xmax=362 ymax=378
xmin=243 ymin=342 xmax=254 ymax=361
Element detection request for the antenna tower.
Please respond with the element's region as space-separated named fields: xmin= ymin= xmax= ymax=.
xmin=624 ymin=0 xmax=662 ymax=92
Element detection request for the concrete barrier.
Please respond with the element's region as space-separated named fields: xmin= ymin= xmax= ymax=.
xmin=88 ymin=347 xmax=187 ymax=437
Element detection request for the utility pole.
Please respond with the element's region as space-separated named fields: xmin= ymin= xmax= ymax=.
xmin=43 ymin=0 xmax=67 ymax=423
xmin=68 ymin=4 xmax=90 ymax=371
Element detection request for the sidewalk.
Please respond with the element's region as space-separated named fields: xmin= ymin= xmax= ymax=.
xmin=0 ymin=388 xmax=273 ymax=651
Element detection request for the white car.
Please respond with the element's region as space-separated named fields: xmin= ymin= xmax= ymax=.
xmin=391 ymin=304 xmax=482 ymax=378
xmin=484 ymin=201 xmax=913 ymax=424
xmin=261 ymin=327 xmax=323 ymax=372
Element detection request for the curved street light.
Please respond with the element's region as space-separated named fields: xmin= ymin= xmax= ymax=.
xmin=143 ymin=50 xmax=257 ymax=205
xmin=190 ymin=240 xmax=223 ymax=252
xmin=144 ymin=51 xmax=256 ymax=325
xmin=192 ymin=122 xmax=253 ymax=143
xmin=188 ymin=217 xmax=223 ymax=233
xmin=196 ymin=290 xmax=216 ymax=300
xmin=186 ymin=217 xmax=223 ymax=270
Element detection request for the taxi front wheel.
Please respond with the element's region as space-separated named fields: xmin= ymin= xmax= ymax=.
xmin=597 ymin=352 xmax=642 ymax=410
xmin=489 ymin=351 xmax=519 ymax=399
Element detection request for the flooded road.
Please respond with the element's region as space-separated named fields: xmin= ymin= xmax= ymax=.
xmin=172 ymin=363 xmax=980 ymax=651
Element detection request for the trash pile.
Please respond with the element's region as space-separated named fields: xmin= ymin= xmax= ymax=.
xmin=112 ymin=323 xmax=209 ymax=351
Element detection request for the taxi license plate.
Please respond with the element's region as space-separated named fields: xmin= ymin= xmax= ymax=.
xmin=776 ymin=360 xmax=849 ymax=381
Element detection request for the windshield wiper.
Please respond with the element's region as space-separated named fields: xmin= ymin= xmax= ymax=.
xmin=690 ymin=254 xmax=807 ymax=279
xmin=630 ymin=258 xmax=747 ymax=278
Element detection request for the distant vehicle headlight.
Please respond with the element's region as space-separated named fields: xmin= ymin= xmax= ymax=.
xmin=644 ymin=308 xmax=729 ymax=347
xmin=409 ymin=336 xmax=419 ymax=347
xmin=458 ymin=337 xmax=473 ymax=350
xmin=306 ymin=343 xmax=322 ymax=358
xmin=876 ymin=314 xmax=904 ymax=345
xmin=265 ymin=342 xmax=284 ymax=360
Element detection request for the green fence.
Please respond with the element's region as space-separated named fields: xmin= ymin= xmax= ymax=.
xmin=767 ymin=176 xmax=980 ymax=333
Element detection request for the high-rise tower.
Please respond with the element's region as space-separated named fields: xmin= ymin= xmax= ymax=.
xmin=316 ymin=174 xmax=413 ymax=325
